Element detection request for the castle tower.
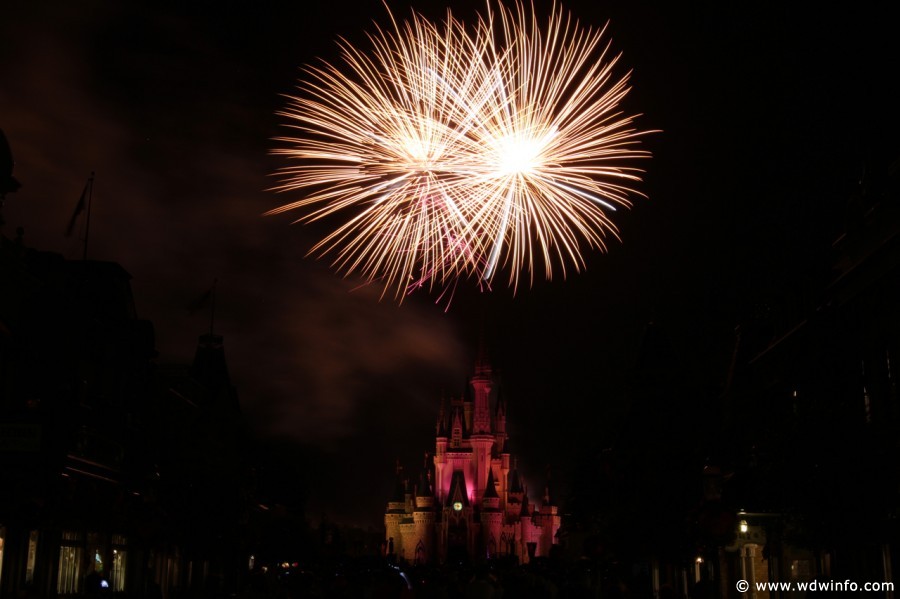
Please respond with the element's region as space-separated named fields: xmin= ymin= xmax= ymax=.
xmin=507 ymin=461 xmax=524 ymax=520
xmin=480 ymin=468 xmax=503 ymax=559
xmin=538 ymin=482 xmax=561 ymax=559
xmin=470 ymin=350 xmax=494 ymax=501
xmin=413 ymin=470 xmax=436 ymax=564
xmin=518 ymin=491 xmax=534 ymax=563
xmin=471 ymin=345 xmax=493 ymax=434
xmin=384 ymin=465 xmax=407 ymax=559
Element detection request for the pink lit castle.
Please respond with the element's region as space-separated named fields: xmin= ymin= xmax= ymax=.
xmin=384 ymin=353 xmax=560 ymax=564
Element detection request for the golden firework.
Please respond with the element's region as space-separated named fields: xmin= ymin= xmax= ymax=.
xmin=269 ymin=2 xmax=652 ymax=301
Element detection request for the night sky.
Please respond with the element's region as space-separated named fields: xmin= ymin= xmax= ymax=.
xmin=2 ymin=1 xmax=898 ymax=527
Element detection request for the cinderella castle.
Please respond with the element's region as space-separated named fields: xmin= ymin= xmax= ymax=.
xmin=384 ymin=351 xmax=561 ymax=564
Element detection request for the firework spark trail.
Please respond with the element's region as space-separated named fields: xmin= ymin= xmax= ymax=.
xmin=268 ymin=1 xmax=653 ymax=302
xmin=270 ymin=11 xmax=486 ymax=296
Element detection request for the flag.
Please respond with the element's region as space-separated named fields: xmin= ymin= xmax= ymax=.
xmin=0 ymin=128 xmax=22 ymax=196
xmin=65 ymin=180 xmax=89 ymax=237
xmin=187 ymin=280 xmax=217 ymax=315
xmin=187 ymin=286 xmax=213 ymax=315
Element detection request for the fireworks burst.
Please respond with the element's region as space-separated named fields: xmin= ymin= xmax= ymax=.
xmin=268 ymin=1 xmax=652 ymax=302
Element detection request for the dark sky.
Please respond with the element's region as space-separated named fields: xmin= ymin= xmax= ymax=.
xmin=2 ymin=1 xmax=898 ymax=527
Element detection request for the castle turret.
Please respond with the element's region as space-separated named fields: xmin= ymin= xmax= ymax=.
xmin=470 ymin=353 xmax=495 ymax=501
xmin=507 ymin=461 xmax=524 ymax=519
xmin=519 ymin=489 xmax=531 ymax=519
xmin=517 ymin=489 xmax=537 ymax=563
xmin=404 ymin=476 xmax=414 ymax=514
xmin=480 ymin=468 xmax=503 ymax=559
xmin=538 ymin=480 xmax=561 ymax=559
xmin=385 ymin=463 xmax=407 ymax=558
xmin=413 ymin=469 xmax=436 ymax=564
xmin=483 ymin=468 xmax=500 ymax=505
xmin=415 ymin=466 xmax=434 ymax=508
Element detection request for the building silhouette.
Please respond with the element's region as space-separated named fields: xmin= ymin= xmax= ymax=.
xmin=720 ymin=157 xmax=900 ymax=594
xmin=0 ymin=231 xmax=258 ymax=598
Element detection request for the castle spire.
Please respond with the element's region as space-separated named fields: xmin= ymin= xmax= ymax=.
xmin=437 ymin=395 xmax=448 ymax=437
xmin=471 ymin=345 xmax=493 ymax=435
xmin=475 ymin=334 xmax=490 ymax=376
xmin=484 ymin=468 xmax=499 ymax=499
xmin=438 ymin=394 xmax=445 ymax=419
xmin=451 ymin=408 xmax=462 ymax=433
xmin=519 ymin=490 xmax=531 ymax=517
xmin=509 ymin=467 xmax=522 ymax=494
xmin=392 ymin=462 xmax=406 ymax=502
xmin=494 ymin=383 xmax=506 ymax=419
xmin=416 ymin=469 xmax=432 ymax=498
xmin=509 ymin=456 xmax=523 ymax=494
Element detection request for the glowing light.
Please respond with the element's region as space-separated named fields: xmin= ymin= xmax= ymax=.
xmin=269 ymin=1 xmax=652 ymax=301
xmin=494 ymin=127 xmax=558 ymax=175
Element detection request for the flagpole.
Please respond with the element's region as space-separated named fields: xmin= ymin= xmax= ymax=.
xmin=209 ymin=278 xmax=218 ymax=337
xmin=83 ymin=171 xmax=94 ymax=261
